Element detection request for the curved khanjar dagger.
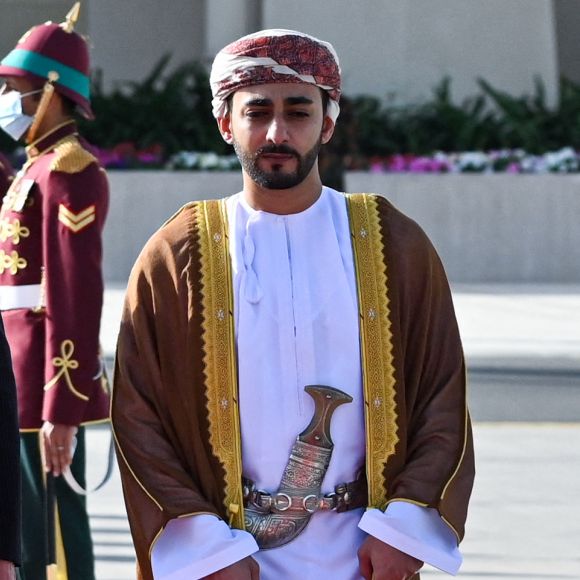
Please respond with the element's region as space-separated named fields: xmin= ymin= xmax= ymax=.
xmin=244 ymin=385 xmax=353 ymax=549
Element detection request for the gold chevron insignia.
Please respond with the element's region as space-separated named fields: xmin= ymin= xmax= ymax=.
xmin=58 ymin=204 xmax=96 ymax=233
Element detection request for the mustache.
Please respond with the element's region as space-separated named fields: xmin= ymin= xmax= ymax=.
xmin=255 ymin=144 xmax=300 ymax=158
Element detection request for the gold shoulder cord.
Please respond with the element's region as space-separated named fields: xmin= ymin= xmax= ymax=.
xmin=346 ymin=194 xmax=398 ymax=510
xmin=50 ymin=136 xmax=97 ymax=174
xmin=195 ymin=199 xmax=245 ymax=529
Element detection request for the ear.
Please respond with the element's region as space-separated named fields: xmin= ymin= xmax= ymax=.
xmin=320 ymin=116 xmax=335 ymax=145
xmin=217 ymin=115 xmax=233 ymax=145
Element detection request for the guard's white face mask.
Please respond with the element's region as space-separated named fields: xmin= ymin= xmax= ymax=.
xmin=0 ymin=86 xmax=42 ymax=141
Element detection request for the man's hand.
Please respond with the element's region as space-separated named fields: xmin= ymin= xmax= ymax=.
xmin=358 ymin=536 xmax=423 ymax=580
xmin=0 ymin=560 xmax=16 ymax=580
xmin=203 ymin=556 xmax=259 ymax=579
xmin=40 ymin=421 xmax=78 ymax=476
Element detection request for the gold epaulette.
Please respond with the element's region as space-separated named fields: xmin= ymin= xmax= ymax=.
xmin=50 ymin=137 xmax=97 ymax=174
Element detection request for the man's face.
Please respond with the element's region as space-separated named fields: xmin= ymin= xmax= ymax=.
xmin=1 ymin=76 xmax=41 ymax=116
xmin=220 ymin=83 xmax=335 ymax=190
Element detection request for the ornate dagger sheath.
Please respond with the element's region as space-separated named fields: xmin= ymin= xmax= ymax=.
xmin=244 ymin=385 xmax=353 ymax=549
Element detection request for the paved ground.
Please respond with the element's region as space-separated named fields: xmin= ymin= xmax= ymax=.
xmin=85 ymin=283 xmax=580 ymax=579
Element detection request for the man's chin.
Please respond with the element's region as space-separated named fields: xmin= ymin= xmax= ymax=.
xmin=253 ymin=171 xmax=303 ymax=190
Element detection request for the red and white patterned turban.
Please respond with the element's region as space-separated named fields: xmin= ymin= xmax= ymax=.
xmin=210 ymin=29 xmax=341 ymax=122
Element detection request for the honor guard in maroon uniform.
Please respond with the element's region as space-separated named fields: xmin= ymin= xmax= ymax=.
xmin=0 ymin=4 xmax=109 ymax=578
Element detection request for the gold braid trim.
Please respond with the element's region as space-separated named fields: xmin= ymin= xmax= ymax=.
xmin=195 ymin=199 xmax=245 ymax=529
xmin=347 ymin=194 xmax=398 ymax=510
xmin=44 ymin=339 xmax=89 ymax=401
xmin=50 ymin=136 xmax=97 ymax=174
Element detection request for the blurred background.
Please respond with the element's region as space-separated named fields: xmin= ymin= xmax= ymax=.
xmin=1 ymin=1 xmax=579 ymax=579
xmin=4 ymin=0 xmax=580 ymax=168
xmin=2 ymin=0 xmax=580 ymax=285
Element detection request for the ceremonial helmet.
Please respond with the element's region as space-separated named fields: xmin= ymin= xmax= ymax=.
xmin=0 ymin=2 xmax=93 ymax=119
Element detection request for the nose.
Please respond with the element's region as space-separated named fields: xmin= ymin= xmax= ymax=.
xmin=266 ymin=116 xmax=289 ymax=144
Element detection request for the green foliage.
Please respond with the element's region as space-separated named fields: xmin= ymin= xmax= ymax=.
xmin=350 ymin=76 xmax=580 ymax=159
xmin=5 ymin=59 xmax=580 ymax=165
xmin=79 ymin=55 xmax=229 ymax=157
xmin=79 ymin=65 xmax=580 ymax=160
xmin=477 ymin=76 xmax=580 ymax=153
xmin=399 ymin=77 xmax=501 ymax=153
xmin=350 ymin=78 xmax=503 ymax=157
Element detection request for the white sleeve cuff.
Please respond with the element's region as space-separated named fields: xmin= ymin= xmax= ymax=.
xmin=358 ymin=502 xmax=462 ymax=575
xmin=151 ymin=514 xmax=259 ymax=580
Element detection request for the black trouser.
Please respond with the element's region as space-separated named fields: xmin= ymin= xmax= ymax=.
xmin=19 ymin=428 xmax=95 ymax=580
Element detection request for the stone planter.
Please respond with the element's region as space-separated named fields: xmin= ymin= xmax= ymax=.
xmin=346 ymin=172 xmax=580 ymax=283
xmin=103 ymin=171 xmax=580 ymax=283
xmin=103 ymin=170 xmax=241 ymax=282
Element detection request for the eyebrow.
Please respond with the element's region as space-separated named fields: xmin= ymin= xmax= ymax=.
xmin=243 ymin=96 xmax=316 ymax=107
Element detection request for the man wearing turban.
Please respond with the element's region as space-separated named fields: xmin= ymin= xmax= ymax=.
xmin=113 ymin=30 xmax=474 ymax=580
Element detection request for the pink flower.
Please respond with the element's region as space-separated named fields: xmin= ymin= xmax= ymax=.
xmin=387 ymin=154 xmax=410 ymax=172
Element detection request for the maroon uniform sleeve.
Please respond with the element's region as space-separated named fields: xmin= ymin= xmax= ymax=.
xmin=41 ymin=161 xmax=109 ymax=425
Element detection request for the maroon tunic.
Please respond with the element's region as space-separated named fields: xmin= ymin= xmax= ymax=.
xmin=0 ymin=121 xmax=109 ymax=429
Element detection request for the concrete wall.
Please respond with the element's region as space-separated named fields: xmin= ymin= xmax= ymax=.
xmin=0 ymin=1 xmax=89 ymax=59
xmin=346 ymin=173 xmax=580 ymax=283
xmin=554 ymin=0 xmax=580 ymax=85
xmin=103 ymin=171 xmax=242 ymax=282
xmin=103 ymin=171 xmax=580 ymax=285
xmin=262 ymin=0 xmax=559 ymax=104
xmin=205 ymin=0 xmax=262 ymax=60
xmin=86 ymin=0 xmax=205 ymax=91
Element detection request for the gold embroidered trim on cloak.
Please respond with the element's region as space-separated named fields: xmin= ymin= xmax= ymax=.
xmin=110 ymin=427 xmax=163 ymax=511
xmin=50 ymin=135 xmax=97 ymax=174
xmin=440 ymin=365 xmax=469 ymax=500
xmin=44 ymin=339 xmax=89 ymax=401
xmin=438 ymin=365 xmax=470 ymax=543
xmin=196 ymin=199 xmax=245 ymax=530
xmin=347 ymin=193 xmax=398 ymax=511
xmin=442 ymin=515 xmax=461 ymax=544
xmin=385 ymin=497 xmax=429 ymax=509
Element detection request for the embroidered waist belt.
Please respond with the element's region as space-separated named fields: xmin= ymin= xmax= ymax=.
xmin=243 ymin=385 xmax=366 ymax=550
xmin=0 ymin=283 xmax=42 ymax=310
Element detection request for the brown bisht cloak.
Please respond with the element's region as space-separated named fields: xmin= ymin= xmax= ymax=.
xmin=112 ymin=194 xmax=475 ymax=580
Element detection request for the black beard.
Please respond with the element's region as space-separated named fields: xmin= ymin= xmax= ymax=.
xmin=233 ymin=140 xmax=321 ymax=190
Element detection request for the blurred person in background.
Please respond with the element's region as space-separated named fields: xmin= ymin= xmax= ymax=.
xmin=0 ymin=3 xmax=110 ymax=578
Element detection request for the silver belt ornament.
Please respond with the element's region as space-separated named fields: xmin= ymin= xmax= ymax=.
xmin=244 ymin=385 xmax=353 ymax=549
